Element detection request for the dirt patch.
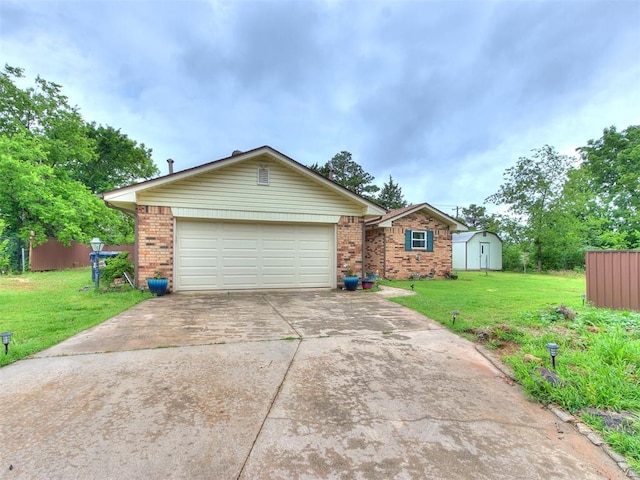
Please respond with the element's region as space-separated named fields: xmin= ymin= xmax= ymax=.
xmin=0 ymin=277 xmax=36 ymax=291
xmin=464 ymin=323 xmax=522 ymax=358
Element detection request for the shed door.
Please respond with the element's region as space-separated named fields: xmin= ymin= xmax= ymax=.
xmin=175 ymin=220 xmax=335 ymax=291
xmin=480 ymin=242 xmax=490 ymax=270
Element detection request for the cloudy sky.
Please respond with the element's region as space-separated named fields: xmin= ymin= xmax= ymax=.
xmin=2 ymin=0 xmax=639 ymax=215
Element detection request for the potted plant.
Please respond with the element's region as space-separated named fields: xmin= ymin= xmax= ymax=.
xmin=362 ymin=272 xmax=378 ymax=290
xmin=147 ymin=269 xmax=169 ymax=296
xmin=342 ymin=268 xmax=360 ymax=291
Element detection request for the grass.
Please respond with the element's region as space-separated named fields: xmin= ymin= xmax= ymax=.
xmin=0 ymin=268 xmax=152 ymax=367
xmin=387 ymin=271 xmax=640 ymax=472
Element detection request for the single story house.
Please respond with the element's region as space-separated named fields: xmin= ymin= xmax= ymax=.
xmin=452 ymin=231 xmax=503 ymax=271
xmin=365 ymin=204 xmax=468 ymax=279
xmin=101 ymin=146 xmax=386 ymax=292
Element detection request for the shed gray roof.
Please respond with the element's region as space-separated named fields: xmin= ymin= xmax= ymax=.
xmin=452 ymin=231 xmax=502 ymax=243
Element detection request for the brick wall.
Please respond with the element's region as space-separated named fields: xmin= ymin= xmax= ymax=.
xmin=365 ymin=228 xmax=384 ymax=277
xmin=337 ymin=216 xmax=364 ymax=282
xmin=137 ymin=205 xmax=174 ymax=290
xmin=366 ymin=213 xmax=453 ymax=280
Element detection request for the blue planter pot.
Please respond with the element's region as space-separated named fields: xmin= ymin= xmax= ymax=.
xmin=343 ymin=276 xmax=359 ymax=291
xmin=147 ymin=278 xmax=169 ymax=296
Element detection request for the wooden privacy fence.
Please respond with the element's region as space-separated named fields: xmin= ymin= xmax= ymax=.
xmin=30 ymin=238 xmax=134 ymax=271
xmin=585 ymin=250 xmax=640 ymax=312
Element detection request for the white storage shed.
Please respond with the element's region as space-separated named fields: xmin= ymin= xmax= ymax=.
xmin=452 ymin=231 xmax=502 ymax=271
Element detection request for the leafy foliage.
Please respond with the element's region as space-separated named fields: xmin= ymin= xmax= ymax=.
xmin=377 ymin=175 xmax=407 ymax=209
xmin=0 ymin=65 xmax=95 ymax=170
xmin=0 ymin=219 xmax=11 ymax=273
xmin=485 ymin=125 xmax=640 ymax=271
xmin=576 ymin=125 xmax=640 ymax=248
xmin=486 ymin=145 xmax=575 ymax=271
xmin=459 ymin=204 xmax=502 ymax=232
xmin=310 ymin=151 xmax=380 ymax=200
xmin=100 ymin=252 xmax=134 ymax=286
xmin=81 ymin=123 xmax=158 ymax=193
xmin=0 ymin=65 xmax=158 ymax=246
xmin=0 ymin=134 xmax=105 ymax=245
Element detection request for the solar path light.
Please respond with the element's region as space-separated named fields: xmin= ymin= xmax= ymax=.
xmin=1 ymin=331 xmax=12 ymax=354
xmin=546 ymin=342 xmax=559 ymax=369
xmin=451 ymin=310 xmax=460 ymax=324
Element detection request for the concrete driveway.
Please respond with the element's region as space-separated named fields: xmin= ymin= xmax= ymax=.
xmin=0 ymin=289 xmax=627 ymax=479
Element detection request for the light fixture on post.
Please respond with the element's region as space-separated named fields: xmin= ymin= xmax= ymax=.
xmin=1 ymin=331 xmax=12 ymax=355
xmin=546 ymin=342 xmax=559 ymax=369
xmin=451 ymin=310 xmax=460 ymax=324
xmin=89 ymin=237 xmax=105 ymax=290
xmin=581 ymin=293 xmax=586 ymax=306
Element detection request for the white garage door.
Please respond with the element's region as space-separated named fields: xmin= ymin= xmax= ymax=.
xmin=175 ymin=220 xmax=335 ymax=291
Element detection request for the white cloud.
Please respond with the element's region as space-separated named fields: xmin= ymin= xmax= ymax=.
xmin=1 ymin=0 xmax=638 ymax=194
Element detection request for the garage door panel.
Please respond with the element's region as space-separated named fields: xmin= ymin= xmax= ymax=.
xmin=175 ymin=220 xmax=334 ymax=291
xmin=179 ymin=258 xmax=218 ymax=268
xmin=179 ymin=238 xmax=218 ymax=249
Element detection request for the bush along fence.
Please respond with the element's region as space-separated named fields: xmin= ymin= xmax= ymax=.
xmin=0 ymin=234 xmax=27 ymax=274
xmin=30 ymin=238 xmax=134 ymax=271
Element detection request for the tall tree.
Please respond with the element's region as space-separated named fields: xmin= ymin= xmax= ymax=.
xmin=486 ymin=145 xmax=574 ymax=271
xmin=0 ymin=133 xmax=105 ymax=245
xmin=0 ymin=65 xmax=95 ymax=170
xmin=576 ymin=125 xmax=640 ymax=248
xmin=310 ymin=151 xmax=379 ymax=200
xmin=377 ymin=175 xmax=407 ymax=210
xmin=460 ymin=204 xmax=499 ymax=231
xmin=0 ymin=66 xmax=159 ymax=245
xmin=79 ymin=123 xmax=158 ymax=193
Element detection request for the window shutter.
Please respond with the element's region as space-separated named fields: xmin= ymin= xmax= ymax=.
xmin=405 ymin=230 xmax=412 ymax=251
xmin=427 ymin=230 xmax=434 ymax=252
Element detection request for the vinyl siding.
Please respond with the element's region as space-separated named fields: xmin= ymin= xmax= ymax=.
xmin=138 ymin=157 xmax=363 ymax=217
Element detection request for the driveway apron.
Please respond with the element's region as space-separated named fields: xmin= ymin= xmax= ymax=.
xmin=0 ymin=291 xmax=626 ymax=479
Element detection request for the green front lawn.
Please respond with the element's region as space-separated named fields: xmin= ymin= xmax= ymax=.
xmin=387 ymin=271 xmax=640 ymax=472
xmin=0 ymin=268 xmax=151 ymax=367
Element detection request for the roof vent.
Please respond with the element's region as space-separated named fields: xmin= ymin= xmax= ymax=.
xmin=231 ymin=150 xmax=243 ymax=156
xmin=167 ymin=158 xmax=175 ymax=174
xmin=257 ymin=166 xmax=270 ymax=186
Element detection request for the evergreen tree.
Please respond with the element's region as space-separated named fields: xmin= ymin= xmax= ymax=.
xmin=377 ymin=175 xmax=407 ymax=210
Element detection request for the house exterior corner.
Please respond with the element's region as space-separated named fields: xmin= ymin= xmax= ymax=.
xmin=366 ymin=212 xmax=454 ymax=280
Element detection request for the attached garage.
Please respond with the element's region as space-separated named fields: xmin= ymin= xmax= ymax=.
xmin=174 ymin=220 xmax=334 ymax=291
xmin=101 ymin=146 xmax=386 ymax=292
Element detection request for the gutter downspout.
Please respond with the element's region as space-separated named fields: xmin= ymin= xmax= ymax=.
xmin=382 ymin=228 xmax=387 ymax=278
xmin=362 ymin=219 xmax=366 ymax=279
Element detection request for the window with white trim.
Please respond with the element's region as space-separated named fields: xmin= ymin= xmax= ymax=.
xmin=405 ymin=229 xmax=434 ymax=252
xmin=412 ymin=231 xmax=426 ymax=249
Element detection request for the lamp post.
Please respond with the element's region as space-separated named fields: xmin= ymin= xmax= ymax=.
xmin=581 ymin=293 xmax=586 ymax=306
xmin=89 ymin=237 xmax=104 ymax=290
xmin=546 ymin=342 xmax=559 ymax=369
xmin=1 ymin=331 xmax=12 ymax=354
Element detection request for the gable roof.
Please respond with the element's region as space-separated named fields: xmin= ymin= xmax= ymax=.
xmin=453 ymin=231 xmax=502 ymax=243
xmin=366 ymin=203 xmax=468 ymax=231
xmin=101 ymin=145 xmax=386 ymax=216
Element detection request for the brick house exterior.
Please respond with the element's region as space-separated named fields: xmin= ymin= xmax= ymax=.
xmin=365 ymin=204 xmax=467 ymax=280
xmin=337 ymin=216 xmax=365 ymax=279
xmin=102 ymin=146 xmax=385 ymax=292
xmin=136 ymin=205 xmax=174 ymax=288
